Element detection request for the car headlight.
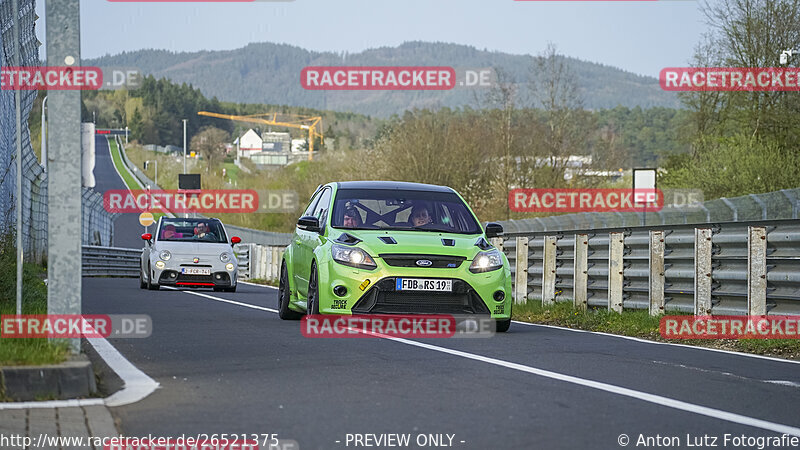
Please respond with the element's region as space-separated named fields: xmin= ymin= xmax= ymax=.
xmin=331 ymin=244 xmax=377 ymax=270
xmin=155 ymin=260 xmax=166 ymax=270
xmin=220 ymin=252 xmax=231 ymax=263
xmin=469 ymin=249 xmax=504 ymax=273
xmin=159 ymin=250 xmax=171 ymax=261
xmin=225 ymin=263 xmax=235 ymax=271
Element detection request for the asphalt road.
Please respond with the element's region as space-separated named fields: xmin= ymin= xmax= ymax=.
xmin=86 ymin=135 xmax=800 ymax=449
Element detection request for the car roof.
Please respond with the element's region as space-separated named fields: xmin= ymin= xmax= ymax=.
xmin=333 ymin=181 xmax=455 ymax=193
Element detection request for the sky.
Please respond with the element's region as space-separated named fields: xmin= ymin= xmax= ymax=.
xmin=36 ymin=0 xmax=710 ymax=78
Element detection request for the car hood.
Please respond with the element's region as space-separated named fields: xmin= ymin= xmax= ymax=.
xmin=332 ymin=229 xmax=487 ymax=260
xmin=153 ymin=240 xmax=233 ymax=257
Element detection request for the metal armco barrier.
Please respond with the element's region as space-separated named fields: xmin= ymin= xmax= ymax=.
xmin=82 ymin=245 xmax=141 ymax=278
xmin=501 ymin=219 xmax=800 ymax=316
xmin=234 ymin=243 xmax=285 ymax=281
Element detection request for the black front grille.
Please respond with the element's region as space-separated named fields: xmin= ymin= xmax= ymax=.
xmin=352 ymin=278 xmax=490 ymax=315
xmin=176 ymin=273 xmax=214 ymax=282
xmin=379 ymin=254 xmax=465 ymax=269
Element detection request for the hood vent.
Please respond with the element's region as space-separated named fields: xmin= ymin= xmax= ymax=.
xmin=441 ymin=238 xmax=455 ymax=247
xmin=335 ymin=233 xmax=361 ymax=245
xmin=378 ymin=236 xmax=397 ymax=245
xmin=475 ymin=237 xmax=493 ymax=250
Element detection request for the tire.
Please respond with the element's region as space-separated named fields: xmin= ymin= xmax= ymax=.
xmin=146 ymin=263 xmax=160 ymax=291
xmin=496 ymin=318 xmax=511 ymax=333
xmin=306 ymin=262 xmax=320 ymax=315
xmin=224 ymin=285 xmax=237 ymax=293
xmin=278 ymin=262 xmax=302 ymax=320
xmin=139 ymin=267 xmax=147 ymax=289
xmin=213 ymin=287 xmax=223 ymax=292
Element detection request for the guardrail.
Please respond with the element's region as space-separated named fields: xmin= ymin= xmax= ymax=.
xmin=235 ymin=243 xmax=285 ymax=281
xmin=500 ymin=219 xmax=800 ymax=316
xmin=82 ymin=245 xmax=141 ymax=278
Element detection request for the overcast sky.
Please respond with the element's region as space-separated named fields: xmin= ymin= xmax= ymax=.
xmin=37 ymin=0 xmax=710 ymax=78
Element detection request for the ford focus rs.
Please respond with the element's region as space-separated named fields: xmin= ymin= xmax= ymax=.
xmin=278 ymin=181 xmax=512 ymax=332
xmin=140 ymin=217 xmax=241 ymax=292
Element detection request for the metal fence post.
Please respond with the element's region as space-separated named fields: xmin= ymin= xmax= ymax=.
xmin=46 ymin=0 xmax=82 ymax=354
xmin=542 ymin=236 xmax=557 ymax=305
xmin=514 ymin=237 xmax=529 ymax=304
xmin=272 ymin=247 xmax=280 ymax=280
xmin=747 ymin=227 xmax=767 ymax=316
xmin=573 ymin=234 xmax=588 ymax=311
xmin=490 ymin=237 xmax=503 ymax=252
xmin=694 ymin=228 xmax=713 ymax=315
xmin=649 ymin=230 xmax=665 ymax=316
xmin=608 ymin=232 xmax=624 ymax=313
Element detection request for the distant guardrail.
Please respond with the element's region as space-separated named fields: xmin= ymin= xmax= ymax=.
xmin=82 ymin=245 xmax=141 ymax=277
xmin=235 ymin=243 xmax=285 ymax=281
xmin=498 ymin=219 xmax=800 ymax=316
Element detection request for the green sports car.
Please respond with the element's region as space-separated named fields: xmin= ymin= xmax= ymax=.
xmin=278 ymin=181 xmax=512 ymax=332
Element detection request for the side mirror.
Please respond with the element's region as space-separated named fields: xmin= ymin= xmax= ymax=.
xmin=231 ymin=236 xmax=241 ymax=245
xmin=141 ymin=233 xmax=152 ymax=241
xmin=484 ymin=223 xmax=504 ymax=239
xmin=297 ymin=215 xmax=321 ymax=233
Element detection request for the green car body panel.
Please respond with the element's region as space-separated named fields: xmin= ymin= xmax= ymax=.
xmin=281 ymin=181 xmax=512 ymax=321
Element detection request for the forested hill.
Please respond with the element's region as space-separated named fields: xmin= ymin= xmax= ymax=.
xmin=88 ymin=41 xmax=680 ymax=117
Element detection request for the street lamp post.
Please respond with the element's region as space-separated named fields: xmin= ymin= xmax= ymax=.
xmin=182 ymin=119 xmax=188 ymax=174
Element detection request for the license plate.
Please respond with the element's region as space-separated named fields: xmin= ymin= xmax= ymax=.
xmin=396 ymin=278 xmax=452 ymax=292
xmin=181 ymin=268 xmax=211 ymax=275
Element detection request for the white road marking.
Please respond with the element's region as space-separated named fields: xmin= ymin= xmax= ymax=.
xmin=512 ymin=321 xmax=800 ymax=366
xmin=181 ymin=290 xmax=800 ymax=437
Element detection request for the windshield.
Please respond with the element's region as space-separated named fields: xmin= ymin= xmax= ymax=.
xmin=331 ymin=189 xmax=481 ymax=234
xmin=157 ymin=218 xmax=227 ymax=243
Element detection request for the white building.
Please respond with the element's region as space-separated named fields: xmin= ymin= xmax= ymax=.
xmin=235 ymin=129 xmax=263 ymax=159
xmin=263 ymin=132 xmax=291 ymax=152
xmin=291 ymin=139 xmax=307 ymax=153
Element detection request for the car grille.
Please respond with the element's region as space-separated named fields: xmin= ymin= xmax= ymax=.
xmin=352 ymin=278 xmax=490 ymax=315
xmin=379 ymin=254 xmax=466 ymax=269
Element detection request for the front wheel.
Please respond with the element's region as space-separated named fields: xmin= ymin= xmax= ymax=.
xmin=306 ymin=262 xmax=320 ymax=315
xmin=278 ymin=262 xmax=302 ymax=320
xmin=139 ymin=267 xmax=147 ymax=289
xmin=146 ymin=263 xmax=160 ymax=291
xmin=496 ymin=318 xmax=511 ymax=333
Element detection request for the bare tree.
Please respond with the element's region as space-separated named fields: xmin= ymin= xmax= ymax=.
xmin=190 ymin=126 xmax=230 ymax=171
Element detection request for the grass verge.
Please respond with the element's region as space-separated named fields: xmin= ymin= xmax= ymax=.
xmin=245 ymin=278 xmax=279 ymax=287
xmin=107 ymin=137 xmax=166 ymax=221
xmin=512 ymin=300 xmax=800 ymax=360
xmin=0 ymin=233 xmax=70 ymax=366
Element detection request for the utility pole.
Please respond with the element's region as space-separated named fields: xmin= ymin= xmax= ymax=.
xmin=13 ymin=0 xmax=22 ymax=315
xmin=183 ymin=119 xmax=187 ymax=174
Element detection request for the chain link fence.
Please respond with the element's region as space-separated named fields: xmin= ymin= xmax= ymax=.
xmin=499 ymin=188 xmax=800 ymax=234
xmin=0 ymin=1 xmax=116 ymax=263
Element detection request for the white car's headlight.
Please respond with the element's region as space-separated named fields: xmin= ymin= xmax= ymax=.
xmin=331 ymin=244 xmax=377 ymax=270
xmin=220 ymin=252 xmax=231 ymax=263
xmin=469 ymin=249 xmax=504 ymax=273
xmin=155 ymin=260 xmax=166 ymax=270
xmin=159 ymin=250 xmax=171 ymax=261
xmin=225 ymin=263 xmax=235 ymax=271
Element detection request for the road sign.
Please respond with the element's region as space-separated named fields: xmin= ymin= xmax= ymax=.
xmin=139 ymin=212 xmax=155 ymax=227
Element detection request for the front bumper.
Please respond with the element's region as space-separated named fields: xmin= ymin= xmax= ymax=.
xmin=152 ymin=260 xmax=237 ymax=288
xmin=315 ymin=255 xmax=512 ymax=318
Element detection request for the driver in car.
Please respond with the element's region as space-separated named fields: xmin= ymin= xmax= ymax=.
xmin=342 ymin=207 xmax=362 ymax=228
xmin=410 ymin=204 xmax=433 ymax=227
xmin=193 ymin=222 xmax=217 ymax=241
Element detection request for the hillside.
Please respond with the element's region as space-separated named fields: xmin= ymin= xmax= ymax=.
xmin=88 ymin=41 xmax=680 ymax=117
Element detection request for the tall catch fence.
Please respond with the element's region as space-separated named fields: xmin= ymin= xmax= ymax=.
xmin=0 ymin=1 xmax=116 ymax=262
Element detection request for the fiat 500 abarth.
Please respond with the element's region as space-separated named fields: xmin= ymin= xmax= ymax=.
xmin=278 ymin=181 xmax=512 ymax=332
xmin=140 ymin=217 xmax=241 ymax=292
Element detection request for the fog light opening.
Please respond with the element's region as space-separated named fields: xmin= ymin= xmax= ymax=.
xmin=170 ymin=272 xmax=177 ymax=278
xmin=215 ymin=274 xmax=222 ymax=280
xmin=493 ymin=290 xmax=505 ymax=302
xmin=333 ymin=285 xmax=348 ymax=297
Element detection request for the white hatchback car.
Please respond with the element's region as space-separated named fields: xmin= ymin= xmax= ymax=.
xmin=140 ymin=217 xmax=241 ymax=292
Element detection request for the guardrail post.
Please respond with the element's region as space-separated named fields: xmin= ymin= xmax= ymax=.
xmin=649 ymin=230 xmax=665 ymax=316
xmin=608 ymin=232 xmax=624 ymax=313
xmin=542 ymin=236 xmax=557 ymax=305
xmin=514 ymin=237 xmax=529 ymax=304
xmin=272 ymin=247 xmax=280 ymax=280
xmin=747 ymin=226 xmax=767 ymax=316
xmin=694 ymin=228 xmax=713 ymax=315
xmin=490 ymin=237 xmax=503 ymax=252
xmin=573 ymin=234 xmax=588 ymax=311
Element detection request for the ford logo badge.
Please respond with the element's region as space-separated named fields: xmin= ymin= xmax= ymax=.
xmin=416 ymin=259 xmax=433 ymax=267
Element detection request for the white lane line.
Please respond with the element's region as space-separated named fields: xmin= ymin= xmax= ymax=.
xmin=512 ymin=321 xmax=800 ymax=366
xmin=0 ymin=327 xmax=160 ymax=410
xmin=179 ymin=290 xmax=800 ymax=437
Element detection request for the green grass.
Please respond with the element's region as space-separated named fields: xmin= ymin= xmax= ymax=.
xmin=0 ymin=233 xmax=70 ymax=367
xmin=245 ymin=278 xmax=279 ymax=287
xmin=512 ymin=300 xmax=800 ymax=359
xmin=223 ymin=163 xmax=240 ymax=183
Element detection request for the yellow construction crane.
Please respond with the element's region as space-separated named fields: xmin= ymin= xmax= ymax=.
xmin=197 ymin=111 xmax=323 ymax=161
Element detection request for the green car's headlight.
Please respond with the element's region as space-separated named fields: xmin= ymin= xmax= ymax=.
xmin=469 ymin=249 xmax=504 ymax=273
xmin=331 ymin=244 xmax=377 ymax=270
